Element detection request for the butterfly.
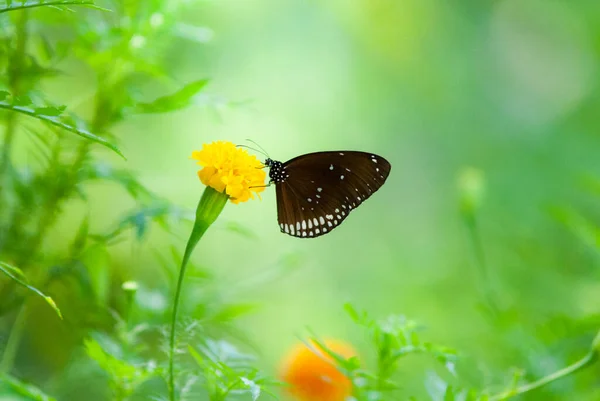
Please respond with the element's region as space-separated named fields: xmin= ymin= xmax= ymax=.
xmin=263 ymin=151 xmax=391 ymax=238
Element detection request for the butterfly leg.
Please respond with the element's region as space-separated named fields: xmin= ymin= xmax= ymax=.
xmin=249 ymin=183 xmax=273 ymax=189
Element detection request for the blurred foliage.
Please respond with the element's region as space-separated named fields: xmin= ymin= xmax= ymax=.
xmin=0 ymin=0 xmax=600 ymax=400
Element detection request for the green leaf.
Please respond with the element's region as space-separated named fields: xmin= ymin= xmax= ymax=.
xmin=85 ymin=338 xmax=141 ymax=384
xmin=444 ymin=385 xmax=455 ymax=401
xmin=79 ymin=162 xmax=154 ymax=200
xmin=0 ymin=0 xmax=109 ymax=14
xmin=135 ymin=79 xmax=209 ymax=114
xmin=0 ymin=100 xmax=124 ymax=159
xmin=0 ymin=261 xmax=62 ymax=319
xmin=93 ymin=202 xmax=193 ymax=243
xmin=33 ymin=105 xmax=66 ymax=117
xmin=0 ymin=374 xmax=57 ymax=401
xmin=210 ymin=303 xmax=259 ymax=322
xmin=548 ymin=205 xmax=600 ymax=250
xmin=188 ymin=344 xmax=205 ymax=367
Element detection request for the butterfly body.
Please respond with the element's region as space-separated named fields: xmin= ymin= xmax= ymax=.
xmin=265 ymin=151 xmax=391 ymax=238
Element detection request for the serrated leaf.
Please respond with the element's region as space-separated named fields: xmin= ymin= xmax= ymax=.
xmin=135 ymin=79 xmax=209 ymax=114
xmin=0 ymin=261 xmax=62 ymax=319
xmin=0 ymin=100 xmax=124 ymax=158
xmin=0 ymin=0 xmax=109 ymax=14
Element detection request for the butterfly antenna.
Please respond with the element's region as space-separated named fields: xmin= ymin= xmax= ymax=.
xmin=236 ymin=144 xmax=268 ymax=158
xmin=245 ymin=139 xmax=270 ymax=159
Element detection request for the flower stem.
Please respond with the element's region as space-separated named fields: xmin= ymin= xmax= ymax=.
xmin=0 ymin=10 xmax=27 ymax=176
xmin=168 ymin=186 xmax=228 ymax=401
xmin=489 ymin=351 xmax=598 ymax=400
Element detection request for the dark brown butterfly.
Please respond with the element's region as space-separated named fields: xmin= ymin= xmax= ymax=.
xmin=264 ymin=151 xmax=391 ymax=238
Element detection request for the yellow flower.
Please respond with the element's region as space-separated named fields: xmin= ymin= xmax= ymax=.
xmin=191 ymin=141 xmax=266 ymax=204
xmin=279 ymin=340 xmax=356 ymax=401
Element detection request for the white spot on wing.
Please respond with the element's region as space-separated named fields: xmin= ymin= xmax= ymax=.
xmin=315 ymin=228 xmax=320 ymax=234
xmin=339 ymin=152 xmax=344 ymax=155
xmin=307 ymin=198 xmax=312 ymax=202
xmin=308 ymin=219 xmax=313 ymax=229
xmin=335 ymin=208 xmax=339 ymax=213
xmin=296 ymin=222 xmax=301 ymax=231
xmin=302 ymin=231 xmax=307 ymax=237
xmin=319 ymin=216 xmax=325 ymax=225
xmin=325 ymin=214 xmax=334 ymax=220
xmin=313 ymin=218 xmax=319 ymax=226
xmin=317 ymin=188 xmax=322 ymax=192
xmin=340 ymin=175 xmax=344 ymax=180
xmin=302 ymin=221 xmax=307 ymax=230
xmin=329 ymin=164 xmax=334 ymax=170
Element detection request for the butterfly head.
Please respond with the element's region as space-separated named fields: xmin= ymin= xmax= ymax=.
xmin=264 ymin=158 xmax=288 ymax=184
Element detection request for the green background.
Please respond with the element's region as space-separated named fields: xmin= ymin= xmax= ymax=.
xmin=2 ymin=0 xmax=600 ymax=400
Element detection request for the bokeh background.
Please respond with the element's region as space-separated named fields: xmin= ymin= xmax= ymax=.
xmin=2 ymin=0 xmax=600 ymax=399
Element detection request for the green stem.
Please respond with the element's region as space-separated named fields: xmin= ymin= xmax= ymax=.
xmin=490 ymin=351 xmax=598 ymax=400
xmin=0 ymin=304 xmax=29 ymax=374
xmin=463 ymin=213 xmax=499 ymax=316
xmin=168 ymin=187 xmax=228 ymax=401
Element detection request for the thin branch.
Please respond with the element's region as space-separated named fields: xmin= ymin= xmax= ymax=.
xmin=0 ymin=0 xmax=109 ymax=14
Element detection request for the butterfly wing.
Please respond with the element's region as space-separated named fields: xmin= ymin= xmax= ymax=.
xmin=275 ymin=151 xmax=391 ymax=238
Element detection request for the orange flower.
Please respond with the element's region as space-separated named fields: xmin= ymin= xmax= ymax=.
xmin=280 ymin=340 xmax=356 ymax=401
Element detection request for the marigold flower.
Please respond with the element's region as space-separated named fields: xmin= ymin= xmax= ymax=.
xmin=279 ymin=340 xmax=356 ymax=401
xmin=191 ymin=140 xmax=266 ymax=204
